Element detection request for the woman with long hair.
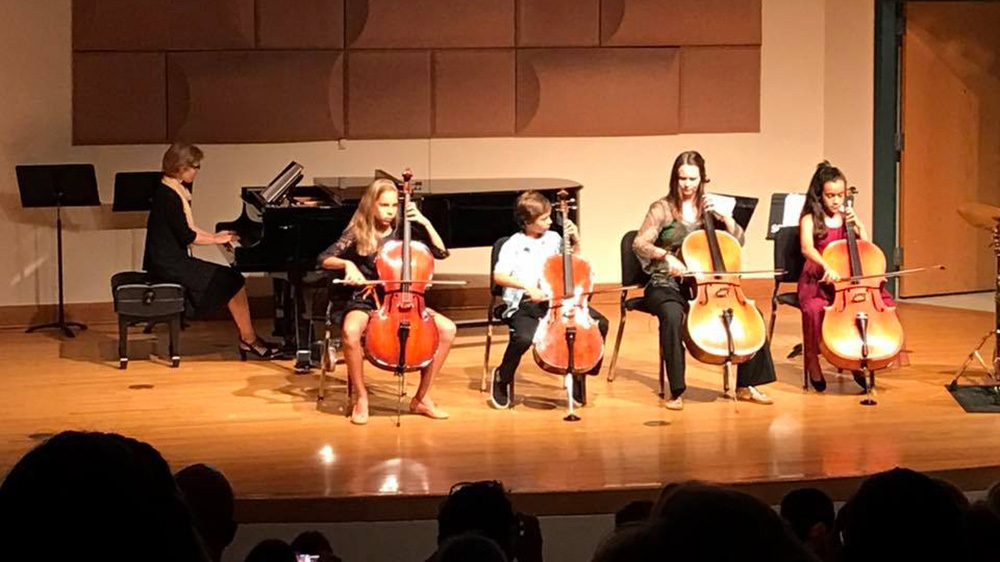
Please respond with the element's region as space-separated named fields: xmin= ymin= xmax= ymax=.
xmin=632 ymin=150 xmax=776 ymax=410
xmin=319 ymin=178 xmax=455 ymax=424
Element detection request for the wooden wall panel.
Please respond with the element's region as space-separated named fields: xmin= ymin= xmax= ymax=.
xmin=602 ymin=0 xmax=761 ymax=46
xmin=433 ymin=50 xmax=515 ymax=137
xmin=73 ymin=53 xmax=167 ymax=144
xmin=167 ymin=52 xmax=344 ymax=143
xmin=73 ymin=0 xmax=255 ymax=51
xmin=517 ymin=0 xmax=600 ymax=47
xmin=346 ymin=0 xmax=514 ymax=48
xmin=347 ymin=51 xmax=432 ymax=138
xmin=899 ymin=2 xmax=1000 ymax=296
xmin=70 ymin=0 xmax=760 ymax=143
xmin=257 ymin=0 xmax=344 ymax=49
xmin=680 ymin=47 xmax=760 ymax=133
xmin=516 ymin=48 xmax=679 ymax=136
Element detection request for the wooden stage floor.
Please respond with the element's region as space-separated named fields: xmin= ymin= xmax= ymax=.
xmin=1 ymin=303 xmax=999 ymax=522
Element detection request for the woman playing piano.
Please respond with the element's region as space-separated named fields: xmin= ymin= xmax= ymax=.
xmin=143 ymin=143 xmax=277 ymax=359
xmin=319 ymin=178 xmax=455 ymax=425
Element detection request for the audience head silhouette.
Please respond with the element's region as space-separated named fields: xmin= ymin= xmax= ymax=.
xmin=614 ymin=500 xmax=653 ymax=529
xmin=0 ymin=430 xmax=206 ymax=561
xmin=434 ymin=533 xmax=508 ymax=562
xmin=780 ymin=487 xmax=835 ymax=542
xmin=649 ymin=481 xmax=816 ymax=562
xmin=437 ymin=480 xmax=517 ymax=558
xmin=244 ymin=538 xmax=296 ymax=562
xmin=175 ymin=463 xmax=237 ymax=562
xmin=291 ymin=530 xmax=342 ymax=562
xmin=838 ymin=467 xmax=967 ymax=562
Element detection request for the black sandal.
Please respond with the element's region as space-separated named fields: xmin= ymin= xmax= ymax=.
xmin=238 ymin=338 xmax=277 ymax=360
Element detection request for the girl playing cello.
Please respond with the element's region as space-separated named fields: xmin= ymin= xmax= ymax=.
xmin=319 ymin=178 xmax=455 ymax=424
xmin=633 ymin=150 xmax=776 ymax=410
xmin=798 ymin=161 xmax=896 ymax=392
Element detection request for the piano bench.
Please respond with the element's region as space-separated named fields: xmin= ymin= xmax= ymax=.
xmin=111 ymin=271 xmax=185 ymax=370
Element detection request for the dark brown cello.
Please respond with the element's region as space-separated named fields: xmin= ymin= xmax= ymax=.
xmin=681 ymin=197 xmax=767 ymax=396
xmin=532 ymin=190 xmax=604 ymax=420
xmin=819 ymin=187 xmax=903 ymax=404
xmin=363 ymin=170 xmax=439 ymax=418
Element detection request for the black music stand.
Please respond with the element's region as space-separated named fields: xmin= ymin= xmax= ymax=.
xmin=16 ymin=164 xmax=100 ymax=337
xmin=112 ymin=171 xmax=161 ymax=212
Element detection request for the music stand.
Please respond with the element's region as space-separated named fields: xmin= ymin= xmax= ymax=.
xmin=16 ymin=164 xmax=101 ymax=337
xmin=765 ymin=192 xmax=807 ymax=240
xmin=112 ymin=171 xmax=161 ymax=212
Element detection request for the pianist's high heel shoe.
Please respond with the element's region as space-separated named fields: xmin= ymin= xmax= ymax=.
xmin=239 ymin=337 xmax=277 ymax=360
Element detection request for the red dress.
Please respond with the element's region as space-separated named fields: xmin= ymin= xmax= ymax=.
xmin=797 ymin=224 xmax=895 ymax=377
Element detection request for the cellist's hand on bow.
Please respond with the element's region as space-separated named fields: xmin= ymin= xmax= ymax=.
xmin=664 ymin=254 xmax=688 ymax=277
xmin=342 ymin=261 xmax=367 ymax=286
xmin=405 ymin=202 xmax=429 ymax=226
xmin=525 ymin=285 xmax=549 ymax=303
xmin=821 ymin=267 xmax=841 ymax=284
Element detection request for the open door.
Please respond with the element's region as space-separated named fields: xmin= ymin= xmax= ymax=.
xmin=899 ymin=1 xmax=1000 ymax=297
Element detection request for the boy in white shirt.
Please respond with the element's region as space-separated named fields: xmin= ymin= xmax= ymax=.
xmin=491 ymin=191 xmax=609 ymax=409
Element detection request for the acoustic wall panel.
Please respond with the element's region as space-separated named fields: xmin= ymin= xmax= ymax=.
xmin=516 ymin=48 xmax=679 ymax=136
xmin=433 ymin=50 xmax=516 ymax=137
xmin=679 ymin=46 xmax=760 ymax=133
xmin=73 ymin=52 xmax=167 ymax=144
xmin=167 ymin=51 xmax=344 ymax=143
xmin=346 ymin=0 xmax=514 ymax=48
xmin=257 ymin=0 xmax=344 ymax=49
xmin=73 ymin=0 xmax=255 ymax=51
xmin=602 ymin=0 xmax=761 ymax=46
xmin=71 ymin=0 xmax=760 ymax=143
xmin=517 ymin=0 xmax=600 ymax=47
xmin=348 ymin=51 xmax=432 ymax=138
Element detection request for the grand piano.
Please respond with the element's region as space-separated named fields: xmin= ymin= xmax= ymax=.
xmin=217 ymin=163 xmax=582 ymax=371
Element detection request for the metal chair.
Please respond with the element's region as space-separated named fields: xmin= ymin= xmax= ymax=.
xmin=768 ymin=225 xmax=808 ymax=387
xmin=481 ymin=236 xmax=513 ymax=397
xmin=606 ymin=230 xmax=666 ymax=397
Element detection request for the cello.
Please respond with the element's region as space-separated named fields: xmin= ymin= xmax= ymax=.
xmin=532 ymin=190 xmax=604 ymax=421
xmin=819 ymin=187 xmax=903 ymax=404
xmin=681 ymin=196 xmax=767 ymax=396
xmin=363 ymin=169 xmax=439 ymax=419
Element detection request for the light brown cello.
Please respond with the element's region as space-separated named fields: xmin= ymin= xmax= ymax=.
xmin=532 ymin=190 xmax=603 ymax=420
xmin=681 ymin=197 xmax=767 ymax=395
xmin=819 ymin=187 xmax=903 ymax=405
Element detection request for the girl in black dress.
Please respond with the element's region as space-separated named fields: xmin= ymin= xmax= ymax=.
xmin=319 ymin=178 xmax=455 ymax=425
xmin=144 ymin=143 xmax=275 ymax=359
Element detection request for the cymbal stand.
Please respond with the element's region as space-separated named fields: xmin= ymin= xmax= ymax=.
xmin=949 ymin=222 xmax=1000 ymax=390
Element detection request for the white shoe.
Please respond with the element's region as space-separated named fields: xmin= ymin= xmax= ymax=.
xmin=665 ymin=396 xmax=684 ymax=410
xmin=736 ymin=386 xmax=773 ymax=405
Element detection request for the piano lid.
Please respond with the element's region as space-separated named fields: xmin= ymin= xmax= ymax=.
xmin=314 ymin=175 xmax=582 ymax=195
xmin=258 ymin=161 xmax=304 ymax=207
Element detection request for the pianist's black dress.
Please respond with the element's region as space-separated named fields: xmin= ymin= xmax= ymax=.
xmin=143 ymin=182 xmax=245 ymax=316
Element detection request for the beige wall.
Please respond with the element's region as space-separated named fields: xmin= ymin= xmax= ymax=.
xmin=0 ymin=0 xmax=874 ymax=308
